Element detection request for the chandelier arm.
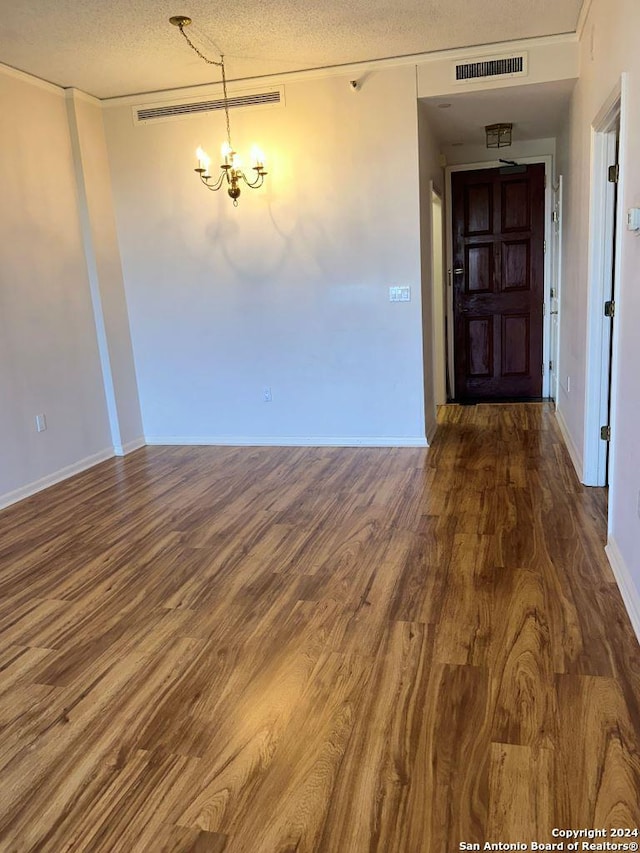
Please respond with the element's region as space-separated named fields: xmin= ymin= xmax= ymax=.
xmin=200 ymin=171 xmax=227 ymax=192
xmin=241 ymin=171 xmax=266 ymax=189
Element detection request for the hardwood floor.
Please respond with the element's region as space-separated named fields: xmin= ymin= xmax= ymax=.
xmin=0 ymin=403 xmax=639 ymax=852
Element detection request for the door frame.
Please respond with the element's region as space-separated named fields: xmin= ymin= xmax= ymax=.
xmin=430 ymin=182 xmax=447 ymax=406
xmin=444 ymin=155 xmax=554 ymax=400
xmin=583 ymin=77 xmax=626 ymax=490
xmin=550 ymin=175 xmax=563 ymax=404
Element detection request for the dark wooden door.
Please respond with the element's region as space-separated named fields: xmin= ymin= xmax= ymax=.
xmin=452 ymin=164 xmax=545 ymax=401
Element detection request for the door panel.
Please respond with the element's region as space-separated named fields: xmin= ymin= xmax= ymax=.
xmin=502 ymin=241 xmax=529 ymax=291
xmin=452 ymin=164 xmax=545 ymax=401
xmin=502 ymin=180 xmax=530 ymax=231
xmin=466 ymin=183 xmax=493 ymax=234
xmin=502 ymin=314 xmax=530 ymax=375
xmin=467 ymin=244 xmax=493 ymax=292
xmin=467 ymin=317 xmax=493 ymax=377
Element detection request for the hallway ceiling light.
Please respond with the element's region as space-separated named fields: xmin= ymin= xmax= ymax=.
xmin=485 ymin=122 xmax=513 ymax=148
xmin=170 ymin=15 xmax=268 ymax=206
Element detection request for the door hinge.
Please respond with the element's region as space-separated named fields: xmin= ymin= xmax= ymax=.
xmin=549 ymin=360 xmax=553 ymax=371
xmin=604 ymin=300 xmax=615 ymax=318
xmin=608 ymin=164 xmax=619 ymax=183
xmin=601 ymin=425 xmax=611 ymax=441
xmin=544 ymin=239 xmax=547 ymax=253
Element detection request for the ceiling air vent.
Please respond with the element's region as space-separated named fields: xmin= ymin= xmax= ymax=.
xmin=133 ymin=87 xmax=283 ymax=125
xmin=454 ymin=53 xmax=528 ymax=83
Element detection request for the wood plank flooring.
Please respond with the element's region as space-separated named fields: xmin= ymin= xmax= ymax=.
xmin=0 ymin=403 xmax=639 ymax=852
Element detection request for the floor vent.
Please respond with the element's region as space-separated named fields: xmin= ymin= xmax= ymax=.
xmin=454 ymin=53 xmax=527 ymax=82
xmin=134 ymin=88 xmax=283 ymax=125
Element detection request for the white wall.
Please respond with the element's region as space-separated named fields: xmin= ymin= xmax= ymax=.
xmin=555 ymin=100 xmax=588 ymax=461
xmin=443 ymin=136 xmax=556 ymax=166
xmin=66 ymin=91 xmax=144 ymax=454
xmin=103 ymin=67 xmax=427 ymax=445
xmin=0 ymin=67 xmax=114 ymax=507
xmin=559 ymin=0 xmax=640 ymax=628
xmin=417 ymin=36 xmax=579 ymax=99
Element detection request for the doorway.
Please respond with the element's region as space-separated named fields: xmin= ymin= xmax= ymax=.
xmin=583 ymin=85 xmax=623 ymax=488
xmin=449 ymin=163 xmax=546 ymax=402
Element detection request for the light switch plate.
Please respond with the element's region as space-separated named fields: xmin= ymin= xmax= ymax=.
xmin=389 ymin=286 xmax=411 ymax=302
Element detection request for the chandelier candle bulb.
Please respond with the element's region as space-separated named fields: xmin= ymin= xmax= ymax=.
xmin=195 ymin=147 xmax=211 ymax=176
xmin=252 ymin=146 xmax=265 ymax=169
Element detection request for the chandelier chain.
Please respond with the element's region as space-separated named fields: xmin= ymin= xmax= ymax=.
xmin=176 ymin=22 xmax=232 ymax=147
xmin=175 ymin=22 xmax=222 ymax=67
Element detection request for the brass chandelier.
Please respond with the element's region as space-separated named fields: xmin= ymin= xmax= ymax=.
xmin=170 ymin=15 xmax=268 ymax=206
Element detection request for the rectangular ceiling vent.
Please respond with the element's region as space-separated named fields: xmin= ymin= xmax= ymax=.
xmin=133 ymin=87 xmax=283 ymax=125
xmin=454 ymin=53 xmax=528 ymax=83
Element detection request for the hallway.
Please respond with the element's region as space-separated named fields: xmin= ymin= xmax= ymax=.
xmin=0 ymin=403 xmax=639 ymax=850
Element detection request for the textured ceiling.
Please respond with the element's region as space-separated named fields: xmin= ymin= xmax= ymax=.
xmin=0 ymin=0 xmax=583 ymax=99
xmin=422 ymin=79 xmax=577 ymax=146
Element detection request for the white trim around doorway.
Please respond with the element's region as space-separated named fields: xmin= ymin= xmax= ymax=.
xmin=444 ymin=155 xmax=554 ymax=401
xmin=583 ymin=77 xmax=626 ymax=496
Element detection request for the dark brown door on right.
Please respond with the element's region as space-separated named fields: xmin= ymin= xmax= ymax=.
xmin=452 ymin=164 xmax=545 ymax=401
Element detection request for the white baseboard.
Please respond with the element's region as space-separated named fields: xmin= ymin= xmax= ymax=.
xmin=555 ymin=408 xmax=583 ymax=481
xmin=144 ymin=434 xmax=428 ymax=448
xmin=113 ymin=436 xmax=146 ymax=457
xmin=605 ymin=537 xmax=640 ymax=647
xmin=0 ymin=448 xmax=114 ymax=511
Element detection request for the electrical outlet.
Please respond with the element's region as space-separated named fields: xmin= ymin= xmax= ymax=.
xmin=263 ymin=387 xmax=272 ymax=403
xmin=566 ymin=376 xmax=571 ymax=394
xmin=35 ymin=413 xmax=47 ymax=432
